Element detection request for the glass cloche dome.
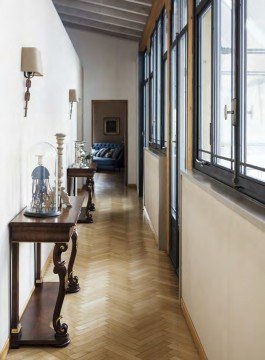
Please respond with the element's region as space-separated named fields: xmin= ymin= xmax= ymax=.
xmin=24 ymin=142 xmax=60 ymax=218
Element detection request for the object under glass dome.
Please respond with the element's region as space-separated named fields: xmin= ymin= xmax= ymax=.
xmin=24 ymin=142 xmax=60 ymax=218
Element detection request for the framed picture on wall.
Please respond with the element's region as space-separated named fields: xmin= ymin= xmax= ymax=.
xmin=103 ymin=117 xmax=120 ymax=135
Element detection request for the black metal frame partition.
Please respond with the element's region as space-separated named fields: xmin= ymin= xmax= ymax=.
xmin=193 ymin=0 xmax=265 ymax=204
xmin=169 ymin=0 xmax=188 ymax=272
xmin=170 ymin=15 xmax=188 ymax=212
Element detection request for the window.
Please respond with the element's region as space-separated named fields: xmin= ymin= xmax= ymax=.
xmin=178 ymin=32 xmax=187 ymax=170
xmin=194 ymin=0 xmax=265 ymax=204
xmin=241 ymin=0 xmax=265 ymax=183
xmin=163 ymin=9 xmax=168 ymax=147
xmin=143 ymin=51 xmax=149 ymax=147
xmin=170 ymin=0 xmax=188 ymax=217
xmin=171 ymin=46 xmax=177 ymax=216
xmin=143 ymin=10 xmax=167 ymax=150
xmin=197 ymin=5 xmax=212 ymax=162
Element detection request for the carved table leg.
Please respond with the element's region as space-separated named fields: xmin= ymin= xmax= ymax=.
xmin=66 ymin=228 xmax=80 ymax=293
xmin=83 ymin=177 xmax=93 ymax=223
xmin=87 ymin=176 xmax=96 ymax=212
xmin=91 ymin=177 xmax=95 ymax=193
xmin=53 ymin=243 xmax=70 ymax=346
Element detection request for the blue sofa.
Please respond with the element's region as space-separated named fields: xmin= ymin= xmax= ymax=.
xmin=92 ymin=143 xmax=124 ymax=171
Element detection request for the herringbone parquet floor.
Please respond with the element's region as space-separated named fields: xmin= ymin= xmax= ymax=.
xmin=7 ymin=172 xmax=199 ymax=360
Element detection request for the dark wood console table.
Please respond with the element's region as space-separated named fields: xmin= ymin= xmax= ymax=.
xmin=67 ymin=164 xmax=97 ymax=224
xmin=9 ymin=196 xmax=84 ymax=349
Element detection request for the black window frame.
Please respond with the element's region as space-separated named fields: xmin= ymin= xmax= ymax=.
xmin=143 ymin=51 xmax=149 ymax=148
xmin=193 ymin=0 xmax=265 ymax=205
xmin=147 ymin=9 xmax=167 ymax=151
xmin=170 ymin=0 xmax=188 ymax=214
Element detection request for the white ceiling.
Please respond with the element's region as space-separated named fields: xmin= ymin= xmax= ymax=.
xmin=53 ymin=0 xmax=153 ymax=41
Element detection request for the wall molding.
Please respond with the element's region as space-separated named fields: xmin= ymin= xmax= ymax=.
xmin=181 ymin=298 xmax=208 ymax=360
xmin=143 ymin=206 xmax=159 ymax=245
xmin=41 ymin=249 xmax=53 ymax=279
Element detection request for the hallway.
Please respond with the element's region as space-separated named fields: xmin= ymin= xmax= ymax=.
xmin=7 ymin=173 xmax=198 ymax=360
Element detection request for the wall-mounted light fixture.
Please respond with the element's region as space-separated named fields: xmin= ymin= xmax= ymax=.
xmin=69 ymin=89 xmax=78 ymax=119
xmin=21 ymin=47 xmax=43 ymax=117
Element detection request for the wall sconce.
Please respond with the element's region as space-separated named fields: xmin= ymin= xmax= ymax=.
xmin=21 ymin=47 xmax=43 ymax=117
xmin=69 ymin=89 xmax=78 ymax=119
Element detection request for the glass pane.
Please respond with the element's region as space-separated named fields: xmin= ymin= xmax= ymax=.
xmin=150 ymin=39 xmax=154 ymax=73
xmin=144 ymin=83 xmax=149 ymax=147
xmin=172 ymin=0 xmax=180 ymax=41
xmin=170 ymin=46 xmax=177 ymax=211
xmin=171 ymin=47 xmax=177 ymax=143
xmin=171 ymin=142 xmax=177 ymax=212
xmin=241 ymin=0 xmax=265 ymax=182
xmin=198 ymin=5 xmax=212 ymax=161
xmin=164 ymin=60 xmax=168 ymax=147
xmin=144 ymin=52 xmax=149 ymax=80
xmin=150 ymin=32 xmax=157 ymax=143
xmin=214 ymin=0 xmax=233 ymax=169
xmin=157 ymin=20 xmax=162 ymax=145
xmin=163 ymin=9 xmax=168 ymax=54
xmin=180 ymin=0 xmax=187 ymax=30
xmin=178 ymin=33 xmax=187 ymax=171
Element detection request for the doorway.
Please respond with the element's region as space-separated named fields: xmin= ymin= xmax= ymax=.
xmin=91 ymin=100 xmax=128 ymax=185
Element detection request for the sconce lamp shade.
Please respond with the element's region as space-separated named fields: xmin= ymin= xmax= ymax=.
xmin=69 ymin=89 xmax=78 ymax=103
xmin=21 ymin=47 xmax=43 ymax=76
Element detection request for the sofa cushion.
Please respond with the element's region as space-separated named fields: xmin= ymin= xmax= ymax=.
xmin=93 ymin=157 xmax=116 ymax=165
xmin=97 ymin=147 xmax=109 ymax=157
xmin=105 ymin=149 xmax=115 ymax=158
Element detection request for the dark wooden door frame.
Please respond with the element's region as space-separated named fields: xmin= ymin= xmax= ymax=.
xmin=91 ymin=100 xmax=128 ymax=186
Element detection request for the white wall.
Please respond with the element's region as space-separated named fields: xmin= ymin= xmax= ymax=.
xmin=144 ymin=149 xmax=167 ymax=250
xmin=0 ymin=0 xmax=82 ymax=351
xmin=65 ymin=28 xmax=139 ymax=185
xmin=181 ymin=173 xmax=265 ymax=360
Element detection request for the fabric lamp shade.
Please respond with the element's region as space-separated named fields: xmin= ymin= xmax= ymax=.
xmin=21 ymin=47 xmax=43 ymax=76
xmin=69 ymin=89 xmax=78 ymax=103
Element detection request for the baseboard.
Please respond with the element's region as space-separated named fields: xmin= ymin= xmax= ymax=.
xmin=0 ymin=249 xmax=53 ymax=359
xmin=0 ymin=338 xmax=9 ymax=360
xmin=143 ymin=206 xmax=159 ymax=245
xmin=41 ymin=249 xmax=53 ymax=278
xmin=19 ymin=249 xmax=52 ymax=318
xmin=181 ymin=298 xmax=208 ymax=360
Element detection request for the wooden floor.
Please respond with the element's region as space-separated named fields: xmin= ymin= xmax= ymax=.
xmin=7 ymin=172 xmax=199 ymax=360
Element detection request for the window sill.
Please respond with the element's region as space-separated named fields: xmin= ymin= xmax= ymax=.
xmin=146 ymin=146 xmax=167 ymax=157
xmin=181 ymin=169 xmax=265 ymax=233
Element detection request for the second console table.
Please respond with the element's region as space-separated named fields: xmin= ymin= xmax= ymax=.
xmin=67 ymin=164 xmax=97 ymax=223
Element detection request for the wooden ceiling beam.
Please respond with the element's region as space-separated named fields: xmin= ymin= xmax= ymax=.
xmin=126 ymin=0 xmax=153 ymax=5
xmin=63 ymin=21 xmax=140 ymax=41
xmin=56 ymin=5 xmax=145 ymax=30
xmin=61 ymin=14 xmax=142 ymax=38
xmin=53 ymin=0 xmax=148 ymax=24
xmin=80 ymin=0 xmax=151 ymax=15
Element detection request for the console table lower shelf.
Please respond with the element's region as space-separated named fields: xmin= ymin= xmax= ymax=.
xmin=16 ymin=283 xmax=69 ymax=347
